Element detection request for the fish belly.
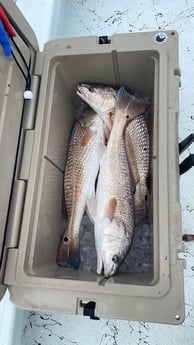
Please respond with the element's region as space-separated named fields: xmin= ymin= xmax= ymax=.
xmin=96 ymin=124 xmax=134 ymax=238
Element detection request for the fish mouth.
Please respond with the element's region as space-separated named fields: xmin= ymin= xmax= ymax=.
xmin=104 ymin=264 xmax=117 ymax=278
xmin=76 ymin=87 xmax=113 ymax=132
xmin=76 ymin=86 xmax=88 ymax=102
xmin=76 ymin=87 xmax=100 ymax=117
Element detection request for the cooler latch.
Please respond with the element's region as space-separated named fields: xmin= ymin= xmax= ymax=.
xmin=98 ymin=36 xmax=111 ymax=44
xmin=80 ymin=300 xmax=100 ymax=320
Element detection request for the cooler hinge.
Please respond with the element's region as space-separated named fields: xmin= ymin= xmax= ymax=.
xmin=22 ymin=75 xmax=40 ymax=130
xmin=16 ymin=75 xmax=39 ymax=180
xmin=5 ymin=180 xmax=26 ymax=248
xmin=5 ymin=75 xmax=40 ymax=248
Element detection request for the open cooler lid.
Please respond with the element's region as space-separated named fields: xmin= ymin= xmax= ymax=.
xmin=0 ymin=0 xmax=39 ymax=298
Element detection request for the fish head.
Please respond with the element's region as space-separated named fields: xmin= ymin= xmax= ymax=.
xmin=79 ymin=108 xmax=100 ymax=128
xmin=77 ymin=83 xmax=117 ymax=123
xmin=99 ymin=218 xmax=131 ymax=277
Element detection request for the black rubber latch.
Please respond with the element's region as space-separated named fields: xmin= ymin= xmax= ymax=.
xmin=99 ymin=36 xmax=109 ymax=44
xmin=82 ymin=301 xmax=100 ymax=320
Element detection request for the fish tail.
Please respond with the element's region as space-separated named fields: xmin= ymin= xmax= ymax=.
xmin=56 ymin=232 xmax=80 ymax=269
xmin=116 ymin=86 xmax=149 ymax=120
xmin=67 ymin=243 xmax=80 ymax=269
xmin=134 ymin=194 xmax=147 ymax=225
xmin=135 ymin=181 xmax=149 ymax=203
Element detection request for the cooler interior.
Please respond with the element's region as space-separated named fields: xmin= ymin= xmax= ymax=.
xmin=23 ymin=49 xmax=157 ymax=285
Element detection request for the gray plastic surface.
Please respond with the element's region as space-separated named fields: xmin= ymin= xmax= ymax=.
xmin=2 ymin=30 xmax=184 ymax=324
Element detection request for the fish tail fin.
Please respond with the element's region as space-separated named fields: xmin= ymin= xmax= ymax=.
xmin=135 ymin=182 xmax=149 ymax=202
xmin=56 ymin=232 xmax=80 ymax=269
xmin=116 ymin=86 xmax=149 ymax=120
xmin=67 ymin=243 xmax=80 ymax=269
xmin=134 ymin=181 xmax=151 ymax=225
xmin=56 ymin=233 xmax=70 ymax=267
xmin=134 ymin=193 xmax=147 ymax=225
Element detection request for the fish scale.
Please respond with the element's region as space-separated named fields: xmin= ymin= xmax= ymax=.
xmin=96 ymin=119 xmax=134 ymax=235
xmin=125 ymin=113 xmax=149 ymax=201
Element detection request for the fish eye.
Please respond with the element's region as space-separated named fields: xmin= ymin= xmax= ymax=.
xmin=63 ymin=236 xmax=69 ymax=243
xmin=112 ymin=255 xmax=119 ymax=263
xmin=126 ymin=115 xmax=129 ymax=119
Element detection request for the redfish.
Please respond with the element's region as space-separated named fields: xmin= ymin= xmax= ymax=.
xmin=77 ymin=83 xmax=150 ymax=206
xmin=94 ymin=87 xmax=148 ymax=277
xmin=57 ymin=108 xmax=106 ymax=269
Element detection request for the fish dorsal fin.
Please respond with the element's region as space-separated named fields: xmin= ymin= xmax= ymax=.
xmin=81 ymin=128 xmax=96 ymax=146
xmin=116 ymin=86 xmax=149 ymax=120
xmin=104 ymin=198 xmax=117 ymax=221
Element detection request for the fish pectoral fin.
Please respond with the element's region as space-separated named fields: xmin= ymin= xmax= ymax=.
xmin=134 ymin=195 xmax=147 ymax=225
xmin=86 ymin=193 xmax=97 ymax=223
xmin=81 ymin=128 xmax=96 ymax=146
xmin=104 ymin=198 xmax=117 ymax=221
xmin=104 ymin=111 xmax=114 ymax=141
xmin=56 ymin=234 xmax=80 ymax=269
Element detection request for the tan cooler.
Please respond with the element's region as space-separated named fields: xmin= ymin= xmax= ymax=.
xmin=0 ymin=0 xmax=184 ymax=325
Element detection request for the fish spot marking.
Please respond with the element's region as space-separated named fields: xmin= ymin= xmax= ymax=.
xmin=81 ymin=128 xmax=96 ymax=146
xmin=104 ymin=198 xmax=117 ymax=220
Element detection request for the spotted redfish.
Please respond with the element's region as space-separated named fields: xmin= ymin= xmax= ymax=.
xmin=94 ymin=86 xmax=148 ymax=277
xmin=56 ymin=108 xmax=106 ymax=269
